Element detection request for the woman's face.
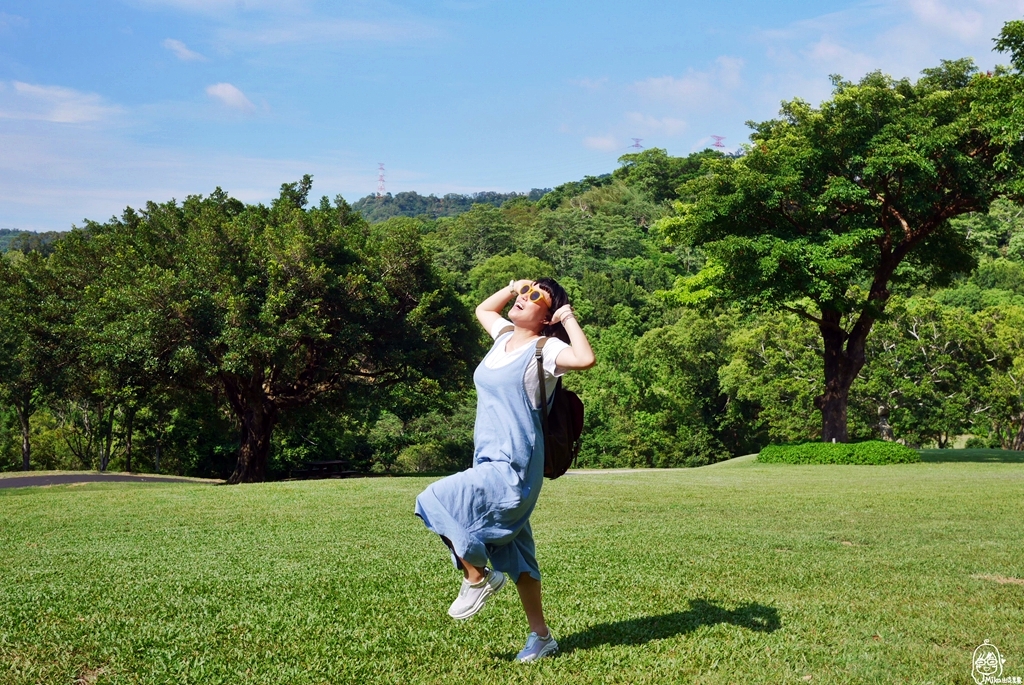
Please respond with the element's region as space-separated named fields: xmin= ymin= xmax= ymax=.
xmin=508 ymin=282 xmax=551 ymax=332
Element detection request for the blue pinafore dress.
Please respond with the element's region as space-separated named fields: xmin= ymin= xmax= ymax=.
xmin=414 ymin=332 xmax=547 ymax=582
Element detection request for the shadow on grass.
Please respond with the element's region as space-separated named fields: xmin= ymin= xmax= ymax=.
xmin=494 ymin=599 xmax=780 ymax=660
xmin=919 ymin=448 xmax=1024 ymax=464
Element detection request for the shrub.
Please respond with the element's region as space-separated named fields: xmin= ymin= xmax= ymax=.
xmin=680 ymin=429 xmax=729 ymax=467
xmin=965 ymin=435 xmax=1002 ymax=449
xmin=394 ymin=442 xmax=468 ymax=474
xmin=850 ymin=441 xmax=921 ymax=464
xmin=395 ymin=444 xmax=441 ymax=473
xmin=758 ymin=441 xmax=920 ymax=465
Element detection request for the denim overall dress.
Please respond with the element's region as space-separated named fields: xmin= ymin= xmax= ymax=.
xmin=414 ymin=331 xmax=547 ymax=582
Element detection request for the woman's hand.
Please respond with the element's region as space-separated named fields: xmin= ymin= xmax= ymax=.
xmin=510 ymin=279 xmax=532 ymax=296
xmin=550 ymin=304 xmax=575 ymax=324
xmin=478 ymin=280 xmax=532 ymax=334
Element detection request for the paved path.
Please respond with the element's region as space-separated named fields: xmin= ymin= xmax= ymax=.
xmin=0 ymin=474 xmax=217 ymax=489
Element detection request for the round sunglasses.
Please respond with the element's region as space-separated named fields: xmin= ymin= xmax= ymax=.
xmin=517 ymin=283 xmax=551 ymax=306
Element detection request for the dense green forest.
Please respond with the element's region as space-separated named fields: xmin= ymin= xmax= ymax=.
xmin=2 ymin=23 xmax=1024 ymax=480
xmin=350 ymin=189 xmax=550 ymax=223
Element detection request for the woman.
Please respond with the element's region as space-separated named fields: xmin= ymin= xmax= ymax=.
xmin=414 ymin=277 xmax=595 ymax=663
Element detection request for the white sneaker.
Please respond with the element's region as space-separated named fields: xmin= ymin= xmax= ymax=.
xmin=447 ymin=568 xmax=506 ymax=620
xmin=516 ymin=631 xmax=558 ymax=662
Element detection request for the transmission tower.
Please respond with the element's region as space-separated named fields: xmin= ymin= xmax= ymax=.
xmin=711 ymin=135 xmax=726 ymax=148
xmin=376 ymin=163 xmax=386 ymax=199
xmin=630 ymin=138 xmax=644 ymax=149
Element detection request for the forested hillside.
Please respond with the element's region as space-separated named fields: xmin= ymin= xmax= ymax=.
xmin=0 ymin=229 xmax=64 ymax=255
xmin=2 ymin=25 xmax=1024 ymax=480
xmin=351 ymin=189 xmax=550 ymax=223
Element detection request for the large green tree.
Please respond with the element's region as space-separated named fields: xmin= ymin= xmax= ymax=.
xmin=0 ymin=252 xmax=59 ymax=470
xmin=114 ymin=177 xmax=479 ymax=483
xmin=659 ymin=25 xmax=1024 ymax=442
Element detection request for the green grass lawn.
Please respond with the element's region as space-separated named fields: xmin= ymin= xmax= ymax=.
xmin=2 ymin=456 xmax=1023 ymax=684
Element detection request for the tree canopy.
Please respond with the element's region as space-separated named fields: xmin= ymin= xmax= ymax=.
xmin=657 ymin=37 xmax=1024 ymax=441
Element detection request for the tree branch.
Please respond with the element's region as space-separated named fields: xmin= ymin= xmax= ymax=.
xmin=885 ymin=201 xmax=913 ymax=241
xmin=780 ymin=304 xmax=846 ymax=334
xmin=777 ymin=202 xmax=806 ymax=235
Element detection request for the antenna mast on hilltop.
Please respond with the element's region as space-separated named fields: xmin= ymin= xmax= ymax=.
xmin=711 ymin=135 xmax=726 ymax=149
xmin=630 ymin=138 xmax=644 ymax=149
xmin=377 ymin=163 xmax=386 ymax=199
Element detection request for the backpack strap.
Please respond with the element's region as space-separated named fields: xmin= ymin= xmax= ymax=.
xmin=497 ymin=325 xmax=514 ymax=337
xmin=535 ymin=338 xmax=550 ymax=434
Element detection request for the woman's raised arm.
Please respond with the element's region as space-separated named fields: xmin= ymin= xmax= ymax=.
xmin=551 ymin=305 xmax=595 ymax=370
xmin=475 ymin=280 xmax=526 ymax=333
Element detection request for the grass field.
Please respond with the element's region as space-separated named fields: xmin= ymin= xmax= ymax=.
xmin=2 ymin=455 xmax=1023 ymax=684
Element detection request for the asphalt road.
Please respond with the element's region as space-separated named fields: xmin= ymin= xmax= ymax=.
xmin=0 ymin=474 xmax=216 ymax=489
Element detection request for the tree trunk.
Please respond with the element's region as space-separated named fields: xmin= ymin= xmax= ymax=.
xmin=60 ymin=400 xmax=96 ymax=469
xmin=816 ymin=311 xmax=872 ymax=443
xmin=99 ymin=404 xmax=115 ymax=472
xmin=154 ymin=408 xmax=166 ymax=473
xmin=124 ymin=406 xmax=136 ymax=473
xmin=14 ymin=393 xmax=32 ymax=471
xmin=228 ymin=403 xmax=277 ymax=484
xmin=223 ymin=374 xmax=279 ymax=484
xmin=819 ymin=385 xmax=850 ymax=443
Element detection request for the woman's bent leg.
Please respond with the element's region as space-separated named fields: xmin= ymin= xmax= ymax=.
xmin=458 ymin=555 xmax=486 ymax=583
xmin=516 ymin=572 xmax=549 ymax=636
xmin=439 ymin=535 xmax=486 ymax=583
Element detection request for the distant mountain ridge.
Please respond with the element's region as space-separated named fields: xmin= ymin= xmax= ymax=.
xmin=351 ymin=189 xmax=551 ymax=223
xmin=0 ymin=228 xmax=65 ymax=254
xmin=1 ymin=190 xmax=552 ymax=249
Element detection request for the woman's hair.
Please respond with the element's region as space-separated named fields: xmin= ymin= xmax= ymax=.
xmin=534 ymin=277 xmax=571 ymax=344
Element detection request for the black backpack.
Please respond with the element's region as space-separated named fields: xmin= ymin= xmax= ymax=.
xmin=534 ymin=338 xmax=584 ymax=479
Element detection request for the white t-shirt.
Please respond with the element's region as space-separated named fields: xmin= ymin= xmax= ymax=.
xmin=485 ymin=318 xmax=570 ymax=411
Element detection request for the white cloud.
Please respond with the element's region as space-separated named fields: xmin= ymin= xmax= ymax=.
xmin=906 ymin=0 xmax=985 ymax=41
xmin=758 ymin=0 xmax=1024 ymax=82
xmin=590 ymin=0 xmax=1023 ymax=157
xmin=734 ymin=0 xmax=1024 ymax=130
xmin=634 ymin=56 xmax=744 ymax=108
xmin=574 ymin=114 xmax=686 ymax=157
xmin=583 ymin=135 xmax=620 ymax=151
xmin=0 ymin=81 xmax=121 ymax=124
xmin=0 ymin=12 xmax=28 ymax=30
xmin=803 ymin=36 xmax=876 ymax=77
xmin=205 ymin=83 xmax=255 ymax=111
xmin=0 ymin=123 xmax=374 ymax=231
xmin=162 ymin=38 xmax=206 ymax=61
xmin=625 ymin=112 xmax=688 ymax=137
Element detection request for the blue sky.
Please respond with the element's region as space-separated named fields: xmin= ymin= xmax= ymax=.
xmin=1 ymin=0 xmax=1022 ymax=231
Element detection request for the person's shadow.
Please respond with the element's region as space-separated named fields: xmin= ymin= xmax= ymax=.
xmin=495 ymin=598 xmax=780 ymax=659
